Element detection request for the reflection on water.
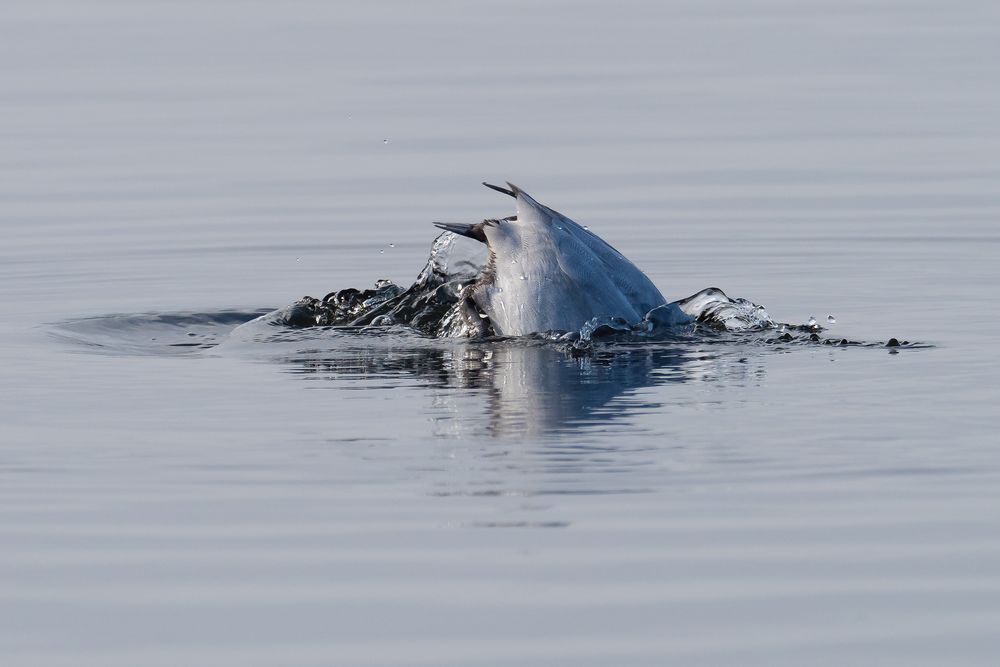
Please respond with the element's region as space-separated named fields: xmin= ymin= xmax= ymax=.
xmin=274 ymin=336 xmax=766 ymax=437
xmin=50 ymin=307 xmax=770 ymax=438
xmin=51 ymin=309 xmax=925 ymax=447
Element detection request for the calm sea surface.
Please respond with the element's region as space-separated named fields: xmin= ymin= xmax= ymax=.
xmin=3 ymin=1 xmax=1000 ymax=665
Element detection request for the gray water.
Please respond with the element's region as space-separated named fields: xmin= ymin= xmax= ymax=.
xmin=3 ymin=1 xmax=1000 ymax=665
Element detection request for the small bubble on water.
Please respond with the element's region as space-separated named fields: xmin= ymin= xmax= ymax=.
xmin=807 ymin=316 xmax=817 ymax=327
xmin=827 ymin=315 xmax=836 ymax=324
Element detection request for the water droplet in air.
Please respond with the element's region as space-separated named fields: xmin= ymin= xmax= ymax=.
xmin=383 ymin=138 xmax=389 ymax=144
xmin=583 ymin=226 xmax=590 ymax=231
xmin=827 ymin=315 xmax=836 ymax=323
xmin=388 ymin=243 xmax=395 ymax=248
xmin=519 ymin=275 xmax=526 ymax=281
xmin=379 ymin=249 xmax=384 ymax=254
xmin=807 ymin=316 xmax=817 ymax=327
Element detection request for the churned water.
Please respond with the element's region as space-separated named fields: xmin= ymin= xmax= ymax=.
xmin=2 ymin=1 xmax=1000 ymax=665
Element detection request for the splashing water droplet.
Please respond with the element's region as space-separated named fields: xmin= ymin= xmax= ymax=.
xmin=583 ymin=226 xmax=590 ymax=231
xmin=379 ymin=249 xmax=384 ymax=254
xmin=519 ymin=275 xmax=526 ymax=281
xmin=389 ymin=243 xmax=395 ymax=248
xmin=827 ymin=315 xmax=836 ymax=324
xmin=383 ymin=138 xmax=389 ymax=144
xmin=807 ymin=316 xmax=817 ymax=327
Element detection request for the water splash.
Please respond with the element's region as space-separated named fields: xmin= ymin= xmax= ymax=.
xmin=259 ymin=233 xmax=779 ymax=341
xmin=212 ymin=232 xmax=916 ymax=353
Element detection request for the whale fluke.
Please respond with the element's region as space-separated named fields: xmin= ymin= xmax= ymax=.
xmin=459 ymin=184 xmax=670 ymax=336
